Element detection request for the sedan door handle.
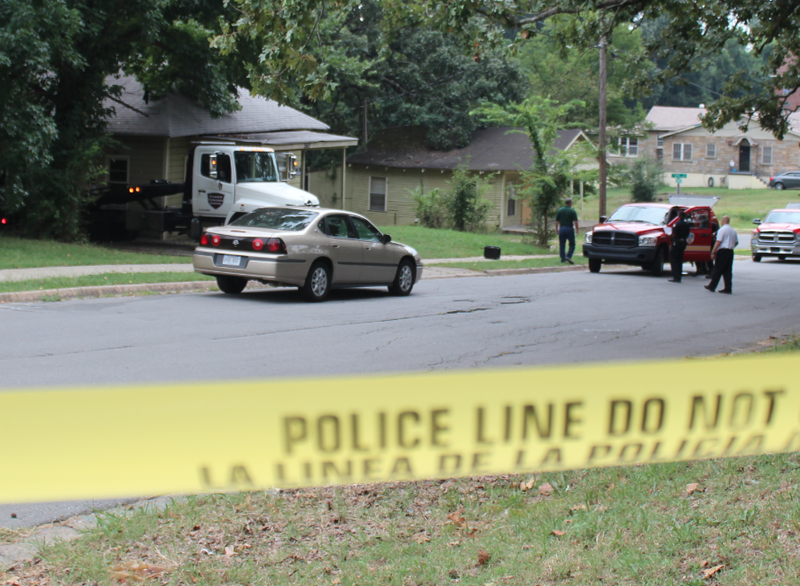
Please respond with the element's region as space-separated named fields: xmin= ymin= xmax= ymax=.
xmin=332 ymin=244 xmax=340 ymax=248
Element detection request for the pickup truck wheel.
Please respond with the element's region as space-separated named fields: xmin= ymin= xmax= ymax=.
xmin=588 ymin=259 xmax=602 ymax=273
xmin=301 ymin=260 xmax=331 ymax=302
xmin=216 ymin=275 xmax=247 ymax=294
xmin=752 ymin=254 xmax=761 ymax=262
xmin=650 ymin=247 xmax=665 ymax=276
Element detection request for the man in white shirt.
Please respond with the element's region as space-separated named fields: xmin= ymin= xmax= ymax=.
xmin=704 ymin=216 xmax=738 ymax=294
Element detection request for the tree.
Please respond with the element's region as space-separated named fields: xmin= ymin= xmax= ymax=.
xmin=472 ymin=96 xmax=592 ymax=247
xmin=0 ymin=0 xmax=242 ymax=240
xmin=291 ymin=1 xmax=527 ymax=153
xmin=516 ymin=17 xmax=646 ymax=131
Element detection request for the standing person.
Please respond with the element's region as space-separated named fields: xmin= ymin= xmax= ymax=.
xmin=554 ymin=198 xmax=579 ymax=264
xmin=668 ymin=210 xmax=690 ymax=282
xmin=729 ymin=159 xmax=736 ymax=173
xmin=704 ymin=215 xmax=738 ymax=294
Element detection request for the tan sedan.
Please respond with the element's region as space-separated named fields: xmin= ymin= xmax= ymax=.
xmin=192 ymin=207 xmax=423 ymax=301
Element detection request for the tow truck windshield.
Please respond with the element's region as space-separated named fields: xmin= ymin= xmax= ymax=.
xmin=607 ymin=206 xmax=669 ymax=226
xmin=234 ymin=151 xmax=279 ymax=183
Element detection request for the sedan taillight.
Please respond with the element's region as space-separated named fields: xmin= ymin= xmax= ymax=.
xmin=211 ymin=235 xmax=221 ymax=247
xmin=266 ymin=238 xmax=287 ymax=254
xmin=200 ymin=233 xmax=209 ymax=246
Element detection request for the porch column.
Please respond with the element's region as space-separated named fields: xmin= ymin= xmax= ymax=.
xmin=342 ymin=148 xmax=347 ymax=210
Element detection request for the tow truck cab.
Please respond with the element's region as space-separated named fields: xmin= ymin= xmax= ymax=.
xmin=583 ymin=196 xmax=720 ymax=275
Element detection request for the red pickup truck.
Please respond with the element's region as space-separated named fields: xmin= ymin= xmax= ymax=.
xmin=582 ymin=197 xmax=719 ymax=275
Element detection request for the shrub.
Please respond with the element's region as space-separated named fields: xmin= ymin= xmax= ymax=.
xmin=411 ymin=186 xmax=448 ymax=229
xmin=629 ymin=156 xmax=664 ymax=203
xmin=446 ymin=167 xmax=493 ymax=232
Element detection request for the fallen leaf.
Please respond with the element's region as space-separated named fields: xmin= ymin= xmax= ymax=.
xmin=413 ymin=532 xmax=431 ymax=544
xmin=571 ymin=504 xmax=588 ymax=512
xmin=332 ymin=578 xmax=341 ymax=585
xmin=110 ymin=561 xmax=175 ymax=582
xmin=477 ymin=549 xmax=491 ymax=565
xmin=519 ymin=477 xmax=535 ymax=491
xmin=446 ymin=510 xmax=468 ymax=528
xmin=550 ymin=529 xmax=566 ymax=537
xmin=703 ymin=564 xmax=724 ymax=578
xmin=686 ymin=483 xmax=702 ymax=496
xmin=224 ymin=545 xmax=235 ymax=557
xmin=539 ymin=483 xmax=554 ymax=496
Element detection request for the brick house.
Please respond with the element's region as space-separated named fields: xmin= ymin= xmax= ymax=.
xmin=610 ymin=106 xmax=800 ymax=189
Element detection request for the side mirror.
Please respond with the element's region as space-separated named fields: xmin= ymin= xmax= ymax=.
xmin=381 ymin=233 xmax=392 ymax=244
xmin=287 ymin=154 xmax=299 ymax=179
xmin=753 ymin=219 xmax=762 ymax=225
xmin=599 ymin=216 xmax=607 ymax=224
xmin=209 ymin=154 xmax=218 ymax=180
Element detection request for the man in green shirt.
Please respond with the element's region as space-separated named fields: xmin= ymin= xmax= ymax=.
xmin=554 ymin=198 xmax=580 ymax=264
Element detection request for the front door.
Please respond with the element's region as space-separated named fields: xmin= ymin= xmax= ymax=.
xmin=739 ymin=144 xmax=751 ymax=173
xmin=349 ymin=215 xmax=397 ymax=283
xmin=193 ymin=150 xmax=235 ymax=219
xmin=682 ymin=207 xmax=715 ymax=262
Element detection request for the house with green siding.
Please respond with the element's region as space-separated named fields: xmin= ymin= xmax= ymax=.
xmin=308 ymin=126 xmax=596 ymax=230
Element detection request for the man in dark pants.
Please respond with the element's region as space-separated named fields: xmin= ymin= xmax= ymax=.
xmin=668 ymin=210 xmax=690 ymax=282
xmin=704 ymin=215 xmax=738 ymax=294
xmin=554 ymin=198 xmax=579 ymax=264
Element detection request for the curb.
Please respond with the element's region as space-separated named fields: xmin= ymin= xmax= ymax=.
xmin=0 ymin=265 xmax=589 ymax=304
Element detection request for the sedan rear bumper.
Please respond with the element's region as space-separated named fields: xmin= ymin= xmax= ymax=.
xmin=192 ymin=249 xmax=309 ymax=287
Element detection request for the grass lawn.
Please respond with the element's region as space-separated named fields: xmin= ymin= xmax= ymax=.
xmin=0 ymin=272 xmax=213 ymax=295
xmin=378 ymin=226 xmax=551 ymax=259
xmin=584 ymin=186 xmax=799 ymax=231
xmin=0 ymin=235 xmax=191 ymax=270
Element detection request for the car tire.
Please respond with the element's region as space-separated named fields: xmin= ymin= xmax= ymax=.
xmin=388 ymin=259 xmax=415 ymax=296
xmin=651 ymin=247 xmax=665 ymax=276
xmin=775 ymin=182 xmax=785 ymax=190
xmin=301 ymin=260 xmax=331 ymax=302
xmin=216 ymin=275 xmax=247 ymax=294
xmin=752 ymin=254 xmax=761 ymax=262
xmin=588 ymin=258 xmax=602 ymax=273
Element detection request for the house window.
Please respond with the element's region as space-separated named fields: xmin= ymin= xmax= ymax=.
xmin=706 ymin=144 xmax=716 ymax=159
xmin=618 ymin=138 xmax=639 ymax=157
xmin=108 ymin=157 xmax=129 ymax=184
xmin=507 ymin=182 xmax=517 ymax=217
xmin=672 ymin=143 xmax=692 ymax=161
xmin=762 ymin=146 xmax=773 ymax=165
xmin=369 ymin=177 xmax=387 ymax=211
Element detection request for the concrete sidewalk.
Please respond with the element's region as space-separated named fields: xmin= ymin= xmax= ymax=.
xmin=0 ymin=256 xmax=587 ymax=304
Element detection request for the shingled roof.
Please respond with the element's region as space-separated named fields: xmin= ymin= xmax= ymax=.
xmin=347 ymin=126 xmax=590 ymax=171
xmin=104 ymin=75 xmax=329 ymax=138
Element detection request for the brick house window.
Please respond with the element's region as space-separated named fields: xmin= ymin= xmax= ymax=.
xmin=369 ymin=176 xmax=387 ymax=211
xmin=617 ymin=138 xmax=638 ymax=157
xmin=672 ymin=143 xmax=692 ymax=161
xmin=762 ymin=146 xmax=773 ymax=165
xmin=706 ymin=144 xmax=716 ymax=158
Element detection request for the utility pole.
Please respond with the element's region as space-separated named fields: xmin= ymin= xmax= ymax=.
xmin=598 ymin=34 xmax=608 ymax=219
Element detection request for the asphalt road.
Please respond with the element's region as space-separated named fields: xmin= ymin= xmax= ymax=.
xmin=2 ymin=258 xmax=799 ymax=528
xmin=2 ymin=259 xmax=798 ymax=390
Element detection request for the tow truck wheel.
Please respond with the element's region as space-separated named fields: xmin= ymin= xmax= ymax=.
xmin=588 ymin=259 xmax=602 ymax=273
xmin=650 ymin=247 xmax=665 ymax=276
xmin=752 ymin=254 xmax=761 ymax=262
xmin=216 ymin=275 xmax=247 ymax=294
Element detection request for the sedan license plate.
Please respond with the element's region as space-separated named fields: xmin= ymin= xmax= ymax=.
xmin=222 ymin=255 xmax=242 ymax=267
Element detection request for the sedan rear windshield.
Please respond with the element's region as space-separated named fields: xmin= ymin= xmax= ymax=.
xmin=765 ymin=211 xmax=800 ymax=224
xmin=608 ymin=206 xmax=669 ymax=225
xmin=231 ymin=208 xmax=318 ymax=231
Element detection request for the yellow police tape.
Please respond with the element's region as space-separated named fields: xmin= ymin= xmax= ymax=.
xmin=2 ymin=353 xmax=799 ymax=504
